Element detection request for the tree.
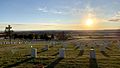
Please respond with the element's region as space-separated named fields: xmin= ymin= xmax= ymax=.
xmin=51 ymin=34 xmax=54 ymax=40
xmin=57 ymin=31 xmax=67 ymax=40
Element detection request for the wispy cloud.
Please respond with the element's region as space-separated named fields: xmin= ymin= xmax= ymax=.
xmin=38 ymin=7 xmax=63 ymax=14
xmin=108 ymin=11 xmax=120 ymax=22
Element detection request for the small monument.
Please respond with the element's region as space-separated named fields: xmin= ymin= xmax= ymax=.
xmin=5 ymin=25 xmax=13 ymax=44
xmin=59 ymin=48 xmax=65 ymax=58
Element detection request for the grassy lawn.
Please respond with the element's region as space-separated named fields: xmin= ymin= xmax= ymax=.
xmin=0 ymin=39 xmax=120 ymax=68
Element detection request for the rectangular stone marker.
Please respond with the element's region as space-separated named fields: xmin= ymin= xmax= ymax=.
xmin=90 ymin=48 xmax=96 ymax=59
xmin=18 ymin=42 xmax=21 ymax=44
xmin=31 ymin=48 xmax=37 ymax=58
xmin=59 ymin=48 xmax=65 ymax=58
xmin=6 ymin=42 xmax=10 ymax=44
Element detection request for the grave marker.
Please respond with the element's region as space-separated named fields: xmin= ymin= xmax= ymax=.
xmin=90 ymin=48 xmax=96 ymax=59
xmin=31 ymin=46 xmax=37 ymax=58
xmin=59 ymin=48 xmax=65 ymax=58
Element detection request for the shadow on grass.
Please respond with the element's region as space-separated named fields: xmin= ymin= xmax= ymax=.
xmin=52 ymin=52 xmax=59 ymax=56
xmin=105 ymin=47 xmax=112 ymax=51
xmin=78 ymin=50 xmax=84 ymax=56
xmin=24 ymin=49 xmax=47 ymax=57
xmin=100 ymin=51 xmax=110 ymax=57
xmin=4 ymin=57 xmax=34 ymax=68
xmin=89 ymin=58 xmax=98 ymax=68
xmin=49 ymin=45 xmax=53 ymax=48
xmin=46 ymin=58 xmax=63 ymax=68
xmin=37 ymin=49 xmax=47 ymax=54
xmin=74 ymin=46 xmax=79 ymax=50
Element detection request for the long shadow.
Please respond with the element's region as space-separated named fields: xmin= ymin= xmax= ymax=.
xmin=49 ymin=45 xmax=53 ymax=48
xmin=4 ymin=57 xmax=34 ymax=68
xmin=74 ymin=46 xmax=79 ymax=50
xmin=78 ymin=50 xmax=84 ymax=56
xmin=52 ymin=52 xmax=59 ymax=56
xmin=37 ymin=49 xmax=47 ymax=54
xmin=24 ymin=50 xmax=47 ymax=57
xmin=105 ymin=47 xmax=112 ymax=51
xmin=89 ymin=58 xmax=98 ymax=68
xmin=100 ymin=51 xmax=110 ymax=57
xmin=46 ymin=58 xmax=63 ymax=68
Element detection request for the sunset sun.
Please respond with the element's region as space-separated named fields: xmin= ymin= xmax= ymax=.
xmin=85 ymin=18 xmax=94 ymax=26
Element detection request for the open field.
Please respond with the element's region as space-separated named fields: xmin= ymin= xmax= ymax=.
xmin=0 ymin=39 xmax=120 ymax=68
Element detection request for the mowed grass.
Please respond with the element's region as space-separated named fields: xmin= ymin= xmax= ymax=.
xmin=0 ymin=39 xmax=120 ymax=68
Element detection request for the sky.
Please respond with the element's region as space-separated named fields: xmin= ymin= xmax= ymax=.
xmin=0 ymin=0 xmax=120 ymax=31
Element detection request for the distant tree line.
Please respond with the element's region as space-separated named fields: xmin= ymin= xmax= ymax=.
xmin=2 ymin=25 xmax=70 ymax=41
xmin=12 ymin=33 xmax=54 ymax=41
xmin=11 ymin=31 xmax=70 ymax=41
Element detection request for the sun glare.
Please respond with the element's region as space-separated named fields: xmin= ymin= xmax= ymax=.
xmin=85 ymin=18 xmax=94 ymax=26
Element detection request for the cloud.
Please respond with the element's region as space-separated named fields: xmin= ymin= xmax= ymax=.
xmin=108 ymin=11 xmax=120 ymax=22
xmin=38 ymin=7 xmax=63 ymax=14
xmin=38 ymin=7 xmax=48 ymax=12
xmin=109 ymin=19 xmax=120 ymax=22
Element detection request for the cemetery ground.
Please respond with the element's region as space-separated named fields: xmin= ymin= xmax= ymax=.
xmin=0 ymin=39 xmax=120 ymax=68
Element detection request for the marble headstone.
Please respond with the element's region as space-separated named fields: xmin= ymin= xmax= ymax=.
xmin=59 ymin=48 xmax=65 ymax=58
xmin=31 ymin=48 xmax=37 ymax=58
xmin=90 ymin=48 xmax=96 ymax=59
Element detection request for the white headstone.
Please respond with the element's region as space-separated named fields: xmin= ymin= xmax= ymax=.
xmin=90 ymin=48 xmax=96 ymax=59
xmin=13 ymin=42 xmax=16 ymax=44
xmin=31 ymin=48 xmax=37 ymax=58
xmin=18 ymin=42 xmax=21 ymax=44
xmin=59 ymin=48 xmax=65 ymax=58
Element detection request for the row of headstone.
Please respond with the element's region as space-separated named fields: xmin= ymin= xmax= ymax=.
xmin=0 ymin=41 xmax=30 ymax=45
xmin=31 ymin=47 xmax=65 ymax=58
xmin=31 ymin=48 xmax=37 ymax=58
xmin=31 ymin=46 xmax=97 ymax=59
